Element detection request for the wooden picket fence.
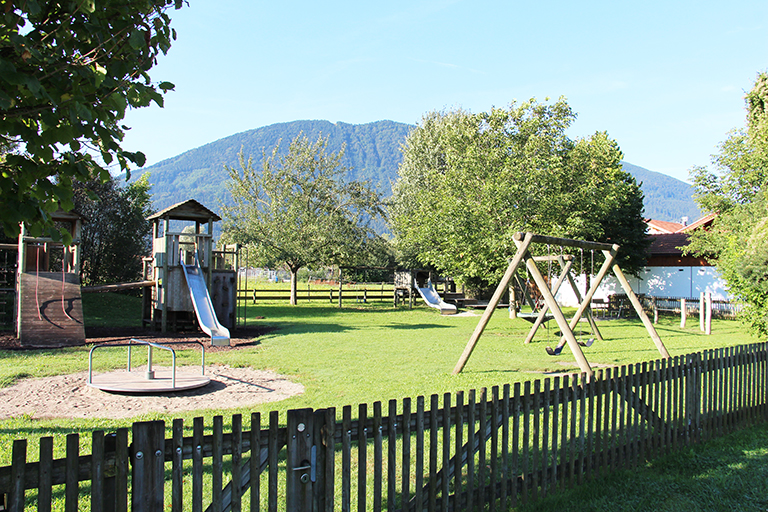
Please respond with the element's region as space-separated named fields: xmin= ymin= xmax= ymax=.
xmin=1 ymin=342 xmax=766 ymax=512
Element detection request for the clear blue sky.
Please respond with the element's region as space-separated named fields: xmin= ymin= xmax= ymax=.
xmin=122 ymin=0 xmax=767 ymax=183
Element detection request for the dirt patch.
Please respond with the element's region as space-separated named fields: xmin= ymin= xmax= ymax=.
xmin=0 ymin=325 xmax=303 ymax=420
xmin=0 ymin=365 xmax=303 ymax=420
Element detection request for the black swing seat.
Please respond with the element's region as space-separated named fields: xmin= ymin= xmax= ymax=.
xmin=517 ymin=311 xmax=554 ymax=324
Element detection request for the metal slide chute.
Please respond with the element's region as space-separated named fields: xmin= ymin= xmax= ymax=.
xmin=416 ymin=283 xmax=457 ymax=315
xmin=180 ymin=255 xmax=230 ymax=346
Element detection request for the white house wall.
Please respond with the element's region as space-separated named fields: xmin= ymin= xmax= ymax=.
xmin=692 ymin=266 xmax=730 ymax=300
xmin=555 ymin=266 xmax=731 ymax=307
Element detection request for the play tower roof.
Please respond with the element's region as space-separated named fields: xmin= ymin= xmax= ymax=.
xmin=147 ymin=199 xmax=221 ymax=223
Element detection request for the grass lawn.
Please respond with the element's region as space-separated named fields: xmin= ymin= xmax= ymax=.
xmin=1 ymin=293 xmax=759 ymax=436
xmin=515 ymin=420 xmax=768 ymax=512
xmin=0 ymin=291 xmax=764 ymax=510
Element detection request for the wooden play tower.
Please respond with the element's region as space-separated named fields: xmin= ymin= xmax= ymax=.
xmin=145 ymin=200 xmax=238 ymax=342
xmin=16 ymin=209 xmax=86 ymax=347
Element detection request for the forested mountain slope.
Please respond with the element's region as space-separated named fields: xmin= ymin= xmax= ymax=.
xmin=134 ymin=120 xmax=701 ymax=224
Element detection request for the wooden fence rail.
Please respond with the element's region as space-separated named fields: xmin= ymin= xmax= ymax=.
xmin=248 ymin=287 xmax=395 ymax=304
xmin=0 ymin=343 xmax=766 ymax=511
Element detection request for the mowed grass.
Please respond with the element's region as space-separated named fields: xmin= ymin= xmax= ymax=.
xmin=2 ymin=292 xmax=760 ymax=423
xmin=0 ymin=290 xmax=764 ymax=510
xmin=516 ymin=421 xmax=768 ymax=512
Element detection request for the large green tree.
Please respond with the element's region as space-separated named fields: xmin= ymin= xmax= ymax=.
xmin=222 ymin=134 xmax=385 ymax=305
xmin=389 ymin=98 xmax=648 ymax=291
xmin=73 ymin=173 xmax=153 ymax=286
xmin=688 ymin=72 xmax=768 ymax=336
xmin=0 ymin=0 xmax=181 ymax=240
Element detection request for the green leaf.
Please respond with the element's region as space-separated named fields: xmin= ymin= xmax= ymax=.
xmin=93 ymin=63 xmax=107 ymax=87
xmin=129 ymin=30 xmax=146 ymax=50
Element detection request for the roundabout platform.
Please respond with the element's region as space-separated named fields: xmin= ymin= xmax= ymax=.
xmin=88 ymin=338 xmax=210 ymax=394
xmin=87 ymin=368 xmax=211 ymax=393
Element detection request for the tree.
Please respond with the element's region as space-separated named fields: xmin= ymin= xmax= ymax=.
xmin=221 ymin=134 xmax=385 ymax=305
xmin=0 ymin=0 xmax=182 ymax=240
xmin=389 ymin=99 xmax=648 ymax=293
xmin=688 ymin=72 xmax=768 ymax=336
xmin=73 ymin=173 xmax=153 ymax=286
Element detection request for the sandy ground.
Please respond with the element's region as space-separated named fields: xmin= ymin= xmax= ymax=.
xmin=0 ymin=326 xmax=304 ymax=420
xmin=0 ymin=365 xmax=304 ymax=420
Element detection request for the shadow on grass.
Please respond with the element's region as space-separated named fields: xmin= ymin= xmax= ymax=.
xmin=517 ymin=422 xmax=768 ymax=512
xmin=384 ymin=323 xmax=453 ymax=330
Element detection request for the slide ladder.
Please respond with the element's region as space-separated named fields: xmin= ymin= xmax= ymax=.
xmin=180 ymin=255 xmax=230 ymax=346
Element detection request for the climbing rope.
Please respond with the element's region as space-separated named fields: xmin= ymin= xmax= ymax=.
xmin=35 ymin=244 xmax=42 ymax=321
xmin=61 ymin=251 xmax=74 ymax=321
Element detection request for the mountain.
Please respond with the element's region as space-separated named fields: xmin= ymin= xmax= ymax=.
xmin=135 ymin=120 xmax=413 ymax=214
xmin=134 ymin=119 xmax=701 ymax=225
xmin=620 ymin=162 xmax=701 ymax=223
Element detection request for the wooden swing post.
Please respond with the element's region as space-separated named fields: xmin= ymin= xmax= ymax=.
xmin=453 ymin=232 xmax=671 ymax=375
xmin=554 ymin=244 xmax=618 ymax=345
xmin=611 ymin=262 xmax=670 ymax=358
xmin=521 ymin=247 xmax=593 ymax=378
xmin=522 ymin=255 xmax=573 ymax=344
xmin=561 ymin=255 xmax=604 ymax=341
xmin=452 ymin=232 xmax=533 ymax=375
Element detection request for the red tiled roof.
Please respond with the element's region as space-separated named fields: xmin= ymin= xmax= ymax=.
xmin=646 ymin=219 xmax=684 ymax=234
xmin=678 ymin=212 xmax=716 ymax=233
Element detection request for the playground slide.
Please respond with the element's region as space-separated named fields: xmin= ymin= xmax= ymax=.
xmin=416 ymin=284 xmax=458 ymax=315
xmin=180 ymin=257 xmax=231 ymax=346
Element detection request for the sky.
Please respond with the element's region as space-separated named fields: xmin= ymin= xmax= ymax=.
xmin=121 ymin=0 xmax=768 ymax=183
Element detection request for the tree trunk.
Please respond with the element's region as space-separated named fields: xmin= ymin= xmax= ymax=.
xmin=290 ymin=266 xmax=299 ymax=306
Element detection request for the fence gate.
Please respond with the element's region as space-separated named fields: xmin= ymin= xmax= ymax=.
xmin=285 ymin=408 xmax=333 ymax=512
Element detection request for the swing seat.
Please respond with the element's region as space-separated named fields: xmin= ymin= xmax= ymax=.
xmin=546 ymin=345 xmax=563 ymax=356
xmin=518 ymin=311 xmax=554 ymax=324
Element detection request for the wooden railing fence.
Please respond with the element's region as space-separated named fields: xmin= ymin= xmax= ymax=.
xmin=248 ymin=286 xmax=395 ymax=304
xmin=0 ymin=342 xmax=766 ymax=512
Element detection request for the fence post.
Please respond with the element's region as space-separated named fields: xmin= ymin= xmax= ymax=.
xmin=680 ymin=298 xmax=686 ymax=329
xmin=652 ymin=297 xmax=658 ymax=324
xmin=286 ymin=408 xmax=318 ymax=512
xmin=705 ymin=292 xmax=712 ymax=335
xmin=102 ymin=432 xmax=117 ymax=512
xmin=131 ymin=421 xmax=166 ymax=512
xmin=699 ymin=292 xmax=705 ymax=332
xmin=509 ymin=282 xmax=517 ymax=319
xmin=9 ymin=439 xmax=25 ymax=512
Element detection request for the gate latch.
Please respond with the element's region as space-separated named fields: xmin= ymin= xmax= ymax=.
xmin=292 ymin=446 xmax=317 ymax=484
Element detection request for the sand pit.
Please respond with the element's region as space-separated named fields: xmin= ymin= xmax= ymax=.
xmin=0 ymin=365 xmax=304 ymax=420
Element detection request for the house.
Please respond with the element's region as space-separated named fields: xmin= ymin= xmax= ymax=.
xmin=634 ymin=212 xmax=727 ymax=299
xmin=556 ymin=213 xmax=730 ymax=305
xmin=646 ymin=219 xmax=684 ymax=234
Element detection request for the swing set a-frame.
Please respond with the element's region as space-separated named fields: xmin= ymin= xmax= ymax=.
xmin=453 ymin=232 xmax=671 ymax=378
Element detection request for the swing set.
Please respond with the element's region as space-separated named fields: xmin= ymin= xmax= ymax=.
xmin=453 ymin=232 xmax=670 ymax=378
xmin=514 ymin=251 xmax=602 ymax=347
